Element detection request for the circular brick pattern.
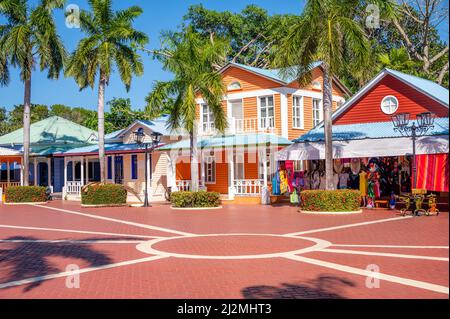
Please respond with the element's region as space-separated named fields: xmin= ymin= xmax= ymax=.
xmin=136 ymin=234 xmax=331 ymax=259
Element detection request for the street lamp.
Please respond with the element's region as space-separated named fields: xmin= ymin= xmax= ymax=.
xmin=133 ymin=128 xmax=163 ymax=207
xmin=391 ymin=112 xmax=435 ymax=189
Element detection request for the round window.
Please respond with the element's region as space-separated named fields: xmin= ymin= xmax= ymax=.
xmin=380 ymin=96 xmax=399 ymax=114
xmin=227 ymin=81 xmax=241 ymax=90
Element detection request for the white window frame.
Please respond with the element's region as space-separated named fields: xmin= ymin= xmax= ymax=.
xmin=380 ymin=95 xmax=399 ymax=114
xmin=257 ymin=95 xmax=275 ymax=130
xmin=292 ymin=95 xmax=304 ymax=129
xmin=312 ymin=98 xmax=323 ymax=127
xmin=200 ymin=104 xmax=215 ymax=132
xmin=204 ymin=155 xmax=216 ymax=184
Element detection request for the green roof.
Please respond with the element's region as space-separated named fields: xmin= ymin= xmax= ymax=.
xmin=0 ymin=116 xmax=98 ymax=147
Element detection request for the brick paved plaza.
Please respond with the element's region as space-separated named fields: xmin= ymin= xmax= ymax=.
xmin=0 ymin=201 xmax=448 ymax=299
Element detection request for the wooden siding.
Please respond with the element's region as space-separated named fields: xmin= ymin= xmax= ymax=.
xmin=335 ymin=74 xmax=449 ymax=124
xmin=222 ymin=66 xmax=282 ymax=92
xmin=287 ymin=67 xmax=347 ymax=97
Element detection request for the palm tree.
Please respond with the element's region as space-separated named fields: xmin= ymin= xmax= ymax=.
xmin=146 ymin=28 xmax=229 ymax=191
xmin=0 ymin=0 xmax=66 ymax=186
xmin=273 ymin=0 xmax=395 ymax=190
xmin=65 ymin=0 xmax=148 ymax=182
xmin=378 ymin=47 xmax=420 ymax=74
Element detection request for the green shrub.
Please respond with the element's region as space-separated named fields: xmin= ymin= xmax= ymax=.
xmin=5 ymin=186 xmax=47 ymax=203
xmin=81 ymin=184 xmax=127 ymax=205
xmin=170 ymin=191 xmax=221 ymax=208
xmin=300 ymin=190 xmax=361 ymax=212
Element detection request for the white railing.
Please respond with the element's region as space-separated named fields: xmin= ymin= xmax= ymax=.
xmin=0 ymin=182 xmax=20 ymax=190
xmin=66 ymin=181 xmax=83 ymax=194
xmin=233 ymin=179 xmax=264 ymax=195
xmin=199 ymin=117 xmax=279 ymax=136
xmin=176 ymin=180 xmax=191 ymax=191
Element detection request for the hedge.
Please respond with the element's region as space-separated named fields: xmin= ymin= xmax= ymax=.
xmin=81 ymin=184 xmax=127 ymax=205
xmin=170 ymin=191 xmax=221 ymax=208
xmin=300 ymin=190 xmax=361 ymax=212
xmin=5 ymin=186 xmax=47 ymax=203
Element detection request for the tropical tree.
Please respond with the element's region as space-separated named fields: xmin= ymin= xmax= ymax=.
xmin=0 ymin=0 xmax=66 ymax=185
xmin=145 ymin=28 xmax=229 ymax=191
xmin=65 ymin=0 xmax=148 ymax=183
xmin=272 ymin=0 xmax=395 ymax=190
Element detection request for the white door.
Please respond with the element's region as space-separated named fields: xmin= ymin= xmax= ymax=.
xmin=230 ymin=99 xmax=243 ymax=132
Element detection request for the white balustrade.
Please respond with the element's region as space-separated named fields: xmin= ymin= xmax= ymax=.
xmin=0 ymin=182 xmax=20 ymax=190
xmin=66 ymin=181 xmax=83 ymax=194
xmin=233 ymin=179 xmax=264 ymax=195
xmin=176 ymin=180 xmax=191 ymax=191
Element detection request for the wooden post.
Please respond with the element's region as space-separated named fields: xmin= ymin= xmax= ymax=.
xmin=33 ymin=157 xmax=37 ymax=186
xmin=47 ymin=158 xmax=51 ymax=188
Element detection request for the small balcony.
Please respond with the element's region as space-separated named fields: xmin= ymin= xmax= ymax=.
xmin=199 ymin=117 xmax=280 ymax=136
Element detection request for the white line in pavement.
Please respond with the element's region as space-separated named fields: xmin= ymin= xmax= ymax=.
xmin=0 ymin=255 xmax=167 ymax=289
xmin=31 ymin=204 xmax=193 ymax=237
xmin=320 ymin=248 xmax=449 ymax=261
xmin=0 ymin=224 xmax=162 ymax=239
xmin=0 ymin=239 xmax=144 ymax=244
xmin=285 ymin=254 xmax=449 ymax=295
xmin=332 ymin=244 xmax=449 ymax=249
xmin=285 ymin=216 xmax=413 ymax=236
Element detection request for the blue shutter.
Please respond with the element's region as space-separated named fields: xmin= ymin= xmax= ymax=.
xmin=107 ymin=156 xmax=112 ymax=179
xmin=131 ymin=155 xmax=138 ymax=179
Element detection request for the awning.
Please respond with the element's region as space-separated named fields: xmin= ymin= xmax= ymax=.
xmin=276 ymin=135 xmax=449 ymax=161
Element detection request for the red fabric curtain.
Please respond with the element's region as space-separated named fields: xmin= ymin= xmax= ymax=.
xmin=415 ymin=153 xmax=449 ymax=192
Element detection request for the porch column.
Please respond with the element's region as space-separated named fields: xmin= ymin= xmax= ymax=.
xmin=167 ymin=153 xmax=177 ymax=191
xmin=63 ymin=157 xmax=68 ymax=190
xmin=71 ymin=160 xmax=75 ymax=182
xmin=6 ymin=160 xmax=10 ymax=185
xmin=20 ymin=160 xmax=23 ymax=186
xmin=33 ymin=157 xmax=37 ymax=186
xmin=85 ymin=157 xmax=89 ymax=183
xmin=47 ymin=158 xmax=52 ymax=188
xmin=262 ymin=147 xmax=268 ymax=187
xmin=80 ymin=156 xmax=84 ymax=185
xmin=228 ymin=148 xmax=235 ymax=200
xmin=280 ymin=93 xmax=289 ymax=138
xmin=200 ymin=149 xmax=206 ymax=188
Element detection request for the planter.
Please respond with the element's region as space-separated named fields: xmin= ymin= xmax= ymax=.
xmin=81 ymin=203 xmax=129 ymax=208
xmin=3 ymin=201 xmax=48 ymax=205
xmin=170 ymin=206 xmax=223 ymax=210
xmin=299 ymin=209 xmax=363 ymax=215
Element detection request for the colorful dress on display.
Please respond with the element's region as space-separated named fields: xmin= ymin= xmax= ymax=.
xmin=272 ymin=175 xmax=280 ymax=195
xmin=279 ymin=170 xmax=288 ymax=194
xmin=359 ymin=171 xmax=368 ymax=196
xmin=339 ymin=172 xmax=349 ymax=189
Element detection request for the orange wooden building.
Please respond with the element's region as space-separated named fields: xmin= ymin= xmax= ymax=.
xmin=159 ymin=62 xmax=349 ymax=199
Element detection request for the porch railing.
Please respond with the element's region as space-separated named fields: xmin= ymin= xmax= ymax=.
xmin=0 ymin=182 xmax=21 ymax=190
xmin=233 ymin=179 xmax=264 ymax=195
xmin=65 ymin=181 xmax=83 ymax=194
xmin=199 ymin=117 xmax=279 ymax=135
xmin=175 ymin=180 xmax=205 ymax=192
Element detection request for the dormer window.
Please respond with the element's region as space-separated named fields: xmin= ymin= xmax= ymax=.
xmin=312 ymin=81 xmax=322 ymax=90
xmin=227 ymin=81 xmax=241 ymax=91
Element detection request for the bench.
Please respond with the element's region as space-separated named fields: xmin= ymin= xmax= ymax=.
xmin=374 ymin=200 xmax=389 ymax=208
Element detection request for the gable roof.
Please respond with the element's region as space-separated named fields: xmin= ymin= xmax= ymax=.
xmin=0 ymin=116 xmax=98 ymax=146
xmin=295 ymin=117 xmax=449 ymax=142
xmin=329 ymin=68 xmax=449 ymax=125
xmin=220 ymin=62 xmax=351 ymax=96
xmin=108 ymin=115 xmax=176 ymax=142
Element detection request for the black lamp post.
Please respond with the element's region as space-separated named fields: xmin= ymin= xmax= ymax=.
xmin=391 ymin=112 xmax=435 ymax=189
xmin=133 ymin=128 xmax=163 ymax=207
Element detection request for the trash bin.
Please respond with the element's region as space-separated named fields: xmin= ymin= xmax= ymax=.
xmin=261 ymin=186 xmax=271 ymax=205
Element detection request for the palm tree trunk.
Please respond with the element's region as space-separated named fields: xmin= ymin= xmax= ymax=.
xmin=322 ymin=64 xmax=334 ymax=190
xmin=97 ymin=72 xmax=107 ymax=183
xmin=190 ymin=131 xmax=199 ymax=191
xmin=22 ymin=78 xmax=31 ymax=186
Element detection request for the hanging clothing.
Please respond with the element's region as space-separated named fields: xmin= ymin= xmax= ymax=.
xmin=415 ymin=154 xmax=449 ymax=192
xmin=333 ymin=173 xmax=339 ymax=189
xmin=349 ymin=173 xmax=359 ymax=189
xmin=319 ymin=174 xmax=326 ymax=190
xmin=333 ymin=159 xmax=343 ymax=174
xmin=339 ymin=172 xmax=349 ymax=189
xmin=350 ymin=159 xmax=361 ymax=175
xmin=272 ymin=175 xmax=280 ymax=195
xmin=279 ymin=170 xmax=288 ymax=194
xmin=285 ymin=161 xmax=294 ymax=192
xmin=359 ymin=171 xmax=368 ymax=196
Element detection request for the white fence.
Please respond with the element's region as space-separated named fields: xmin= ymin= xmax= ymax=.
xmin=65 ymin=181 xmax=83 ymax=194
xmin=0 ymin=182 xmax=20 ymax=190
xmin=233 ymin=179 xmax=264 ymax=195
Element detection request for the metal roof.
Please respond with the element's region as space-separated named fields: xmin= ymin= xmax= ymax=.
xmin=0 ymin=146 xmax=20 ymax=156
xmin=295 ymin=117 xmax=449 ymax=142
xmin=0 ymin=116 xmax=98 ymax=146
xmin=158 ymin=133 xmax=292 ymax=151
xmin=53 ymin=142 xmax=150 ymax=156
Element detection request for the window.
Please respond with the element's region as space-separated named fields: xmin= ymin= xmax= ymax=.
xmin=204 ymin=155 xmax=216 ymax=183
xmin=292 ymin=96 xmax=304 ymax=129
xmin=381 ymin=95 xmax=399 ymax=114
xmin=201 ymin=104 xmax=215 ymax=132
xmin=227 ymin=81 xmax=241 ymax=90
xmin=312 ymin=98 xmax=322 ymax=127
xmin=234 ymin=153 xmax=245 ymax=180
xmin=131 ymin=155 xmax=138 ymax=180
xmin=107 ymin=156 xmax=112 ymax=179
xmin=259 ymin=96 xmax=275 ymax=129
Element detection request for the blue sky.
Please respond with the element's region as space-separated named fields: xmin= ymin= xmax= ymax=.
xmin=0 ymin=0 xmax=448 ymax=112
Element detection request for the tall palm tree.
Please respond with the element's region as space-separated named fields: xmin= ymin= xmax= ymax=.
xmin=273 ymin=0 xmax=395 ymax=190
xmin=65 ymin=0 xmax=148 ymax=182
xmin=0 ymin=0 xmax=66 ymax=186
xmin=146 ymin=28 xmax=229 ymax=191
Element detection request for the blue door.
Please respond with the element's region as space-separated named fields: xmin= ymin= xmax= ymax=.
xmin=114 ymin=156 xmax=123 ymax=184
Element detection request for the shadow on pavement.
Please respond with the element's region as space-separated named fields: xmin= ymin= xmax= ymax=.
xmin=0 ymin=236 xmax=114 ymax=292
xmin=242 ymin=275 xmax=356 ymax=299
